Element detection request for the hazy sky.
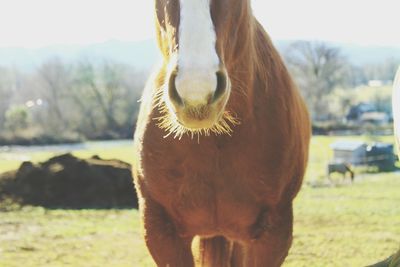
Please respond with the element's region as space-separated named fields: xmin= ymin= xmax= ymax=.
xmin=0 ymin=0 xmax=399 ymax=48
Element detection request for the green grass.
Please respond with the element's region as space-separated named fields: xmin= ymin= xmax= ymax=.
xmin=1 ymin=136 xmax=400 ymax=266
xmin=286 ymin=174 xmax=400 ymax=267
xmin=0 ymin=208 xmax=152 ymax=267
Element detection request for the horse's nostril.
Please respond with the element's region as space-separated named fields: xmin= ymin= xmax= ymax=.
xmin=168 ymin=71 xmax=184 ymax=106
xmin=212 ymin=70 xmax=227 ymax=103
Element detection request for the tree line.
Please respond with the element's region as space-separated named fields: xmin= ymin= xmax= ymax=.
xmin=0 ymin=58 xmax=146 ymax=144
xmin=0 ymin=41 xmax=399 ymax=144
xmin=283 ymin=41 xmax=399 ymax=121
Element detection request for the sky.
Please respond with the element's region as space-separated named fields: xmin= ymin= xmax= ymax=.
xmin=0 ymin=0 xmax=399 ymax=48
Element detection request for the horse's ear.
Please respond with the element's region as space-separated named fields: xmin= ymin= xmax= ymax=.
xmin=392 ymin=66 xmax=400 ymax=153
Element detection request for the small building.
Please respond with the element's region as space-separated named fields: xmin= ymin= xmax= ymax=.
xmin=368 ymin=80 xmax=384 ymax=87
xmin=330 ymin=140 xmax=396 ymax=171
xmin=330 ymin=140 xmax=367 ymax=165
xmin=360 ymin=112 xmax=390 ymax=125
xmin=346 ymin=103 xmax=376 ymax=121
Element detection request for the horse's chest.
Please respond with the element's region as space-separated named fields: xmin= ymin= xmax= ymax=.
xmin=142 ymin=140 xmax=279 ymax=235
xmin=144 ymin=146 xmax=226 ymax=205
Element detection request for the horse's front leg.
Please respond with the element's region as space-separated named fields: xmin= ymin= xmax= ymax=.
xmin=140 ymin=195 xmax=194 ymax=267
xmin=244 ymin=206 xmax=294 ymax=267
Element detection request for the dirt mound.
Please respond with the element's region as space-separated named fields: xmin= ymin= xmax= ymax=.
xmin=0 ymin=154 xmax=138 ymax=209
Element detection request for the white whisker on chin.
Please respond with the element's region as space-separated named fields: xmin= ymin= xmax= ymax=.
xmin=154 ymin=98 xmax=240 ymax=140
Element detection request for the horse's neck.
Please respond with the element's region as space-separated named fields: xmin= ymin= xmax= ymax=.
xmin=228 ymin=20 xmax=287 ymax=120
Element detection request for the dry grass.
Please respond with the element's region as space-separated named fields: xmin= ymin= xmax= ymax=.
xmin=1 ymin=136 xmax=399 ymax=266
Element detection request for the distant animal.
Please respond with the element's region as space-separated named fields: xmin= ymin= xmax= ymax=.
xmin=132 ymin=0 xmax=311 ymax=266
xmin=327 ymin=162 xmax=355 ymax=183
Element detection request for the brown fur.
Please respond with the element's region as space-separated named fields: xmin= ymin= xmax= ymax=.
xmin=132 ymin=1 xmax=311 ymax=266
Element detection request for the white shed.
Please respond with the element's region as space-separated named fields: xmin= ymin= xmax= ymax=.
xmin=330 ymin=140 xmax=368 ymax=165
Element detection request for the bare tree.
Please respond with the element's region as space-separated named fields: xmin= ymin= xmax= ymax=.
xmin=363 ymin=57 xmax=400 ymax=82
xmin=36 ymin=58 xmax=71 ymax=132
xmin=1 ymin=57 xmax=146 ymax=141
xmin=0 ymin=67 xmax=14 ymax=129
xmin=284 ymin=41 xmax=348 ymax=120
xmin=72 ymin=60 xmax=141 ymax=137
xmin=0 ymin=67 xmax=29 ymax=131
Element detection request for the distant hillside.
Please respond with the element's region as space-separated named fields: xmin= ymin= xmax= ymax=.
xmin=340 ymin=44 xmax=400 ymax=65
xmin=0 ymin=39 xmax=399 ymax=72
xmin=0 ymin=40 xmax=160 ymax=71
xmin=275 ymin=40 xmax=400 ymax=66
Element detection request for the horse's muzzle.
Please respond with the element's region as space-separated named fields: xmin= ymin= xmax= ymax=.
xmin=167 ymin=69 xmax=230 ymax=130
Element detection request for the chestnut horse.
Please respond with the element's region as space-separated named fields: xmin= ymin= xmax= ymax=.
xmin=132 ymin=1 xmax=311 ymax=266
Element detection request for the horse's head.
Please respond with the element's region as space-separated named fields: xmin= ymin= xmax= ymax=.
xmin=154 ymin=0 xmax=250 ymax=137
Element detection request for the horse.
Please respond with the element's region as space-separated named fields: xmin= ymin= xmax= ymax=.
xmin=368 ymin=66 xmax=400 ymax=267
xmin=393 ymin=67 xmax=400 ymax=150
xmin=327 ymin=162 xmax=355 ymax=184
xmin=132 ymin=1 xmax=311 ymax=266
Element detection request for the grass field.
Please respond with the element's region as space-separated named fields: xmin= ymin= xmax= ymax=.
xmin=1 ymin=136 xmax=400 ymax=267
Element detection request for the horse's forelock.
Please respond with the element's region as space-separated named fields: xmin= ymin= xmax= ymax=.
xmin=155 ymin=0 xmax=254 ymax=64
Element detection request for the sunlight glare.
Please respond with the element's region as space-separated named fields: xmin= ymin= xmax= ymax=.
xmin=0 ymin=0 xmax=399 ymax=48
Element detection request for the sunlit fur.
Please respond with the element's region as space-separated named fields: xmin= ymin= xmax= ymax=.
xmin=132 ymin=1 xmax=311 ymax=266
xmin=153 ymin=84 xmax=240 ymax=139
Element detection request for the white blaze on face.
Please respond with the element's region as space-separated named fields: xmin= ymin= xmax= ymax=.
xmin=393 ymin=67 xmax=400 ymax=146
xmin=176 ymin=0 xmax=219 ymax=106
